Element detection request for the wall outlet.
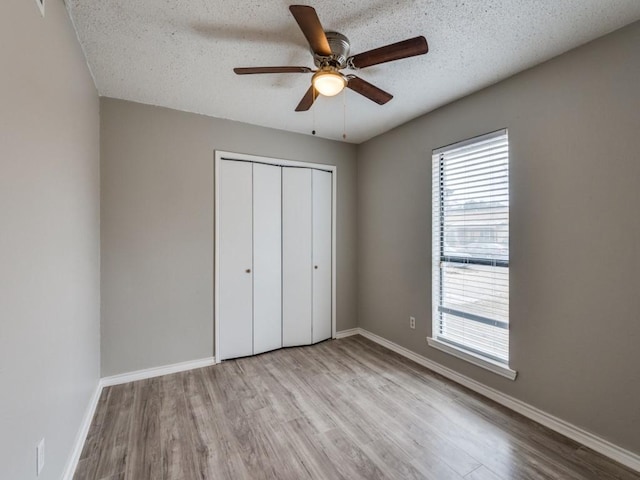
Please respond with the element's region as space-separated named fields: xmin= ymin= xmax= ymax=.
xmin=36 ymin=438 xmax=45 ymax=476
xmin=409 ymin=316 xmax=416 ymax=329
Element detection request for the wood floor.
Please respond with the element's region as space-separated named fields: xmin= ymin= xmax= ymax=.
xmin=74 ymin=335 xmax=640 ymax=480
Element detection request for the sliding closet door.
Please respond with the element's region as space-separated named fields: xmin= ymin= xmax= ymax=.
xmin=282 ymin=168 xmax=313 ymax=346
xmin=312 ymin=169 xmax=333 ymax=343
xmin=218 ymin=160 xmax=253 ymax=360
xmin=253 ymin=163 xmax=282 ymax=354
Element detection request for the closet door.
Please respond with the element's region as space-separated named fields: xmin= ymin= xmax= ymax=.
xmin=218 ymin=160 xmax=254 ymax=360
xmin=312 ymin=169 xmax=332 ymax=343
xmin=253 ymin=163 xmax=282 ymax=354
xmin=282 ymin=168 xmax=313 ymax=346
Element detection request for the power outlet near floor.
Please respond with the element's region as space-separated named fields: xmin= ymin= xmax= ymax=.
xmin=36 ymin=438 xmax=45 ymax=476
xmin=409 ymin=316 xmax=416 ymax=329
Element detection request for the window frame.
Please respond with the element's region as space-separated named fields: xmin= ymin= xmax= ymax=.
xmin=428 ymin=129 xmax=517 ymax=380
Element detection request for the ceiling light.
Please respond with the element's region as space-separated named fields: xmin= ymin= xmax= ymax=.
xmin=312 ymin=70 xmax=346 ymax=97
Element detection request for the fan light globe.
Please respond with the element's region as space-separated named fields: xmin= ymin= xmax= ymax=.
xmin=312 ymin=71 xmax=346 ymax=97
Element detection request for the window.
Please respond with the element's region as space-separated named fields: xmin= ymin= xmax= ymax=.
xmin=428 ymin=130 xmax=516 ymax=379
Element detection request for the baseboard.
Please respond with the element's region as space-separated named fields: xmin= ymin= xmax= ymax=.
xmin=356 ymin=328 xmax=640 ymax=473
xmin=61 ymin=338 xmax=640 ymax=475
xmin=61 ymin=356 xmax=216 ymax=479
xmin=61 ymin=381 xmax=103 ymax=480
xmin=335 ymin=328 xmax=361 ymax=339
xmin=100 ymin=356 xmax=216 ymax=387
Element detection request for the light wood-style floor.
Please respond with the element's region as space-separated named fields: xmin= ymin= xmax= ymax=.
xmin=74 ymin=335 xmax=640 ymax=480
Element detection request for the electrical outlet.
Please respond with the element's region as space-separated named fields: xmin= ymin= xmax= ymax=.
xmin=409 ymin=316 xmax=416 ymax=329
xmin=36 ymin=438 xmax=45 ymax=476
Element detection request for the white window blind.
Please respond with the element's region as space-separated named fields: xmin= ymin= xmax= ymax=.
xmin=432 ymin=130 xmax=509 ymax=365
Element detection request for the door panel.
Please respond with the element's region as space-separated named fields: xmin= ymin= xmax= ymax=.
xmin=218 ymin=160 xmax=254 ymax=360
xmin=312 ymin=169 xmax=332 ymax=343
xmin=282 ymin=168 xmax=313 ymax=347
xmin=253 ymin=163 xmax=282 ymax=354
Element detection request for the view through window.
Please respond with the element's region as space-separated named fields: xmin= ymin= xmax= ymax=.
xmin=431 ymin=130 xmax=510 ymax=365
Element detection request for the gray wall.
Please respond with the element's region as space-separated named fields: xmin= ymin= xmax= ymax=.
xmin=0 ymin=0 xmax=101 ymax=479
xmin=100 ymin=98 xmax=358 ymax=376
xmin=357 ymin=22 xmax=640 ymax=454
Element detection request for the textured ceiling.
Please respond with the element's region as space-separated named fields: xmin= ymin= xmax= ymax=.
xmin=67 ymin=1 xmax=640 ymax=144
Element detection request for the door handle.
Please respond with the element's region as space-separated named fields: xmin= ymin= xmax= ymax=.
xmin=314 ymin=265 xmax=318 ymax=269
xmin=246 ymin=269 xmax=251 ymax=273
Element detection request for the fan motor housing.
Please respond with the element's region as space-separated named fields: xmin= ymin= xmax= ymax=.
xmin=313 ymin=31 xmax=350 ymax=68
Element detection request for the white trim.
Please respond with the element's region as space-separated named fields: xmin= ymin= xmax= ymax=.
xmin=60 ymin=382 xmax=102 ymax=480
xmin=335 ymin=328 xmax=360 ymax=339
xmin=62 ymin=356 xmax=216 ymax=478
xmin=214 ymin=153 xmax=221 ymax=364
xmin=214 ymin=150 xmax=338 ymax=363
xmin=331 ymin=164 xmax=337 ymax=343
xmin=100 ymin=357 xmax=216 ymax=387
xmin=356 ymin=328 xmax=640 ymax=473
xmin=215 ymin=150 xmax=336 ymax=172
xmin=61 ymin=333 xmax=640 ymax=476
xmin=427 ymin=337 xmax=517 ymax=380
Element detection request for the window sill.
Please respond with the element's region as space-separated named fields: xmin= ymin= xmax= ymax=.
xmin=426 ymin=337 xmax=517 ymax=380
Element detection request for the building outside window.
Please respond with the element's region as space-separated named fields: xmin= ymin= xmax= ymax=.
xmin=429 ymin=129 xmax=515 ymax=379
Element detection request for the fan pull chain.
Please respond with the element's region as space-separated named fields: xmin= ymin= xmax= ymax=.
xmin=312 ymin=88 xmax=317 ymax=135
xmin=342 ymin=88 xmax=347 ymax=141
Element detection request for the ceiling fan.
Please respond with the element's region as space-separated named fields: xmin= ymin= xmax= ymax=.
xmin=233 ymin=5 xmax=429 ymax=111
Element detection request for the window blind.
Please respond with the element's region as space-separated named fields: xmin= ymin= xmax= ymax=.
xmin=432 ymin=130 xmax=509 ymax=364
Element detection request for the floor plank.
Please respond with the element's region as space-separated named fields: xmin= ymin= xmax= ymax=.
xmin=74 ymin=335 xmax=640 ymax=480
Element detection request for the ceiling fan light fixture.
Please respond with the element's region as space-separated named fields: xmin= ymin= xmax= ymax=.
xmin=234 ymin=5 xmax=429 ymax=111
xmin=312 ymin=70 xmax=346 ymax=97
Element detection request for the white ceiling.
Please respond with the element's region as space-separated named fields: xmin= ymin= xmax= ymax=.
xmin=67 ymin=1 xmax=640 ymax=144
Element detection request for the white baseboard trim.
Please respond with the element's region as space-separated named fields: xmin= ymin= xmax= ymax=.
xmin=335 ymin=328 xmax=361 ymax=339
xmin=61 ymin=356 xmax=216 ymax=479
xmin=61 ymin=338 xmax=640 ymax=475
xmin=356 ymin=328 xmax=640 ymax=473
xmin=100 ymin=356 xmax=216 ymax=387
xmin=61 ymin=381 xmax=103 ymax=480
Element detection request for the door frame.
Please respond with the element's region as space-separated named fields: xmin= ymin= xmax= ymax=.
xmin=214 ymin=150 xmax=338 ymax=364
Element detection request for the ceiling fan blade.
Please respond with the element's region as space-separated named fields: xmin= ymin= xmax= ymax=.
xmin=347 ymin=76 xmax=393 ymax=105
xmin=289 ymin=5 xmax=332 ymax=57
xmin=234 ymin=66 xmax=313 ymax=75
xmin=295 ymin=85 xmax=318 ymax=112
xmin=348 ymin=36 xmax=428 ymax=69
